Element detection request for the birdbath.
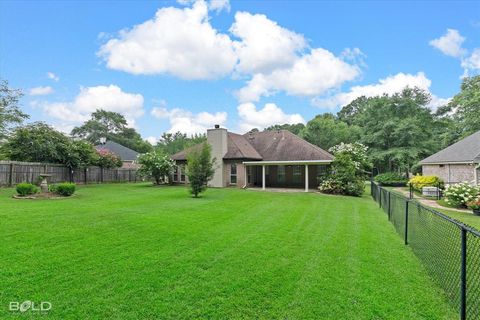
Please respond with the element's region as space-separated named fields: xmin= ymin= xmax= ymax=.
xmin=38 ymin=174 xmax=52 ymax=193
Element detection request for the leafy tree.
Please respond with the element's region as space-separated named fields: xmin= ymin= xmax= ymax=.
xmin=156 ymin=131 xmax=206 ymax=155
xmin=1 ymin=122 xmax=97 ymax=169
xmin=300 ymin=113 xmax=361 ymax=150
xmin=439 ymin=75 xmax=480 ymax=139
xmin=186 ymin=143 xmax=215 ymax=198
xmin=71 ymin=109 xmax=152 ymax=153
xmin=265 ymin=123 xmax=305 ymax=135
xmin=0 ymin=79 xmax=29 ymax=140
xmin=95 ymin=149 xmax=123 ymax=169
xmin=137 ymin=150 xmax=175 ymax=185
xmin=338 ymin=87 xmax=441 ymax=174
xmin=62 ymin=140 xmax=99 ymax=170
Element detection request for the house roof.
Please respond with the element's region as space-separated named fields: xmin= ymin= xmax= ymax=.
xmin=420 ymin=130 xmax=480 ymax=164
xmin=224 ymin=133 xmax=262 ymax=160
xmin=95 ymin=140 xmax=139 ymax=161
xmin=170 ymin=143 xmax=204 ymax=161
xmin=170 ymin=130 xmax=333 ymax=162
xmin=244 ymin=130 xmax=334 ymax=161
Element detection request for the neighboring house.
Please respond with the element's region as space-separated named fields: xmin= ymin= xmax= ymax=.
xmin=95 ymin=140 xmax=140 ymax=169
xmin=420 ymin=130 xmax=480 ymax=185
xmin=171 ymin=125 xmax=334 ymax=191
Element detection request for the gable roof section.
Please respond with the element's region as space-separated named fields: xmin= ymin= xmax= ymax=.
xmin=420 ymin=130 xmax=480 ymax=164
xmin=170 ymin=143 xmax=204 ymax=161
xmin=244 ymin=130 xmax=334 ymax=161
xmin=224 ymin=133 xmax=262 ymax=160
xmin=95 ymin=140 xmax=139 ymax=161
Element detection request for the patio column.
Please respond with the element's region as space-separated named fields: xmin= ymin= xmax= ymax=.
xmin=262 ymin=165 xmax=266 ymax=190
xmin=305 ymin=164 xmax=309 ymax=192
xmin=244 ymin=165 xmax=248 ymax=188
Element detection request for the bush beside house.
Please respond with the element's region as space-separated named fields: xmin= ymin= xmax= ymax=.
xmin=408 ymin=175 xmax=443 ymax=191
xmin=318 ymin=142 xmax=371 ymax=197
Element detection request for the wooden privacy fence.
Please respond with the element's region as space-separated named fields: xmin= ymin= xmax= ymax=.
xmin=0 ymin=161 xmax=139 ymax=186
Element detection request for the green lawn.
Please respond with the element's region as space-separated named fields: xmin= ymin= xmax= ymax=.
xmin=0 ymin=184 xmax=455 ymax=319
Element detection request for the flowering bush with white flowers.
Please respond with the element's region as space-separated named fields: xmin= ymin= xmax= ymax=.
xmin=319 ymin=142 xmax=371 ymax=197
xmin=444 ymin=182 xmax=480 ymax=208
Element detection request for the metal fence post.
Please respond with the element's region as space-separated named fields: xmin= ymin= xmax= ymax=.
xmin=404 ymin=200 xmax=409 ymax=245
xmin=409 ymin=184 xmax=413 ymax=199
xmin=460 ymin=227 xmax=467 ymax=320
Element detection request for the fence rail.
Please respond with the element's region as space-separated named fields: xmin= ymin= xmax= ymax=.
xmin=371 ymin=181 xmax=480 ymax=320
xmin=0 ymin=161 xmax=139 ymax=186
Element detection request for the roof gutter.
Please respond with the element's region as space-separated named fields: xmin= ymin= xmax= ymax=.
xmin=243 ymin=160 xmax=332 ymax=165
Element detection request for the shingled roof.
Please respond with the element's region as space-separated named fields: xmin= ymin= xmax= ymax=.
xmin=244 ymin=130 xmax=334 ymax=161
xmin=170 ymin=143 xmax=204 ymax=161
xmin=95 ymin=140 xmax=139 ymax=161
xmin=420 ymin=130 xmax=480 ymax=164
xmin=224 ymin=133 xmax=262 ymax=160
xmin=170 ymin=130 xmax=333 ymax=162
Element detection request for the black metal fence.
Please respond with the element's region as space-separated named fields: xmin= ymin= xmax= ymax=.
xmin=371 ymin=181 xmax=480 ymax=319
xmin=0 ymin=161 xmax=139 ymax=186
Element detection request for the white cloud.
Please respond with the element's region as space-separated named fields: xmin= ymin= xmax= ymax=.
xmin=42 ymin=85 xmax=144 ymax=128
xmin=312 ymin=72 xmax=449 ymax=110
xmin=236 ymin=48 xmax=360 ymax=102
xmin=208 ymin=0 xmax=230 ymax=13
xmin=230 ymin=11 xmax=306 ymax=74
xmin=47 ymin=72 xmax=60 ymax=81
xmin=98 ymin=0 xmax=236 ymax=79
xmin=429 ymin=29 xmax=466 ymax=58
xmin=237 ymin=102 xmax=305 ymax=132
xmin=151 ymin=106 xmax=227 ymax=135
xmin=146 ymin=136 xmax=158 ymax=145
xmin=429 ymin=29 xmax=480 ymax=77
xmin=461 ymin=48 xmax=480 ymax=75
xmin=29 ymin=86 xmax=54 ymax=96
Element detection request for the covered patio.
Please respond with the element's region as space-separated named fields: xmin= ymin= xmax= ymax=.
xmin=243 ymin=160 xmax=331 ymax=192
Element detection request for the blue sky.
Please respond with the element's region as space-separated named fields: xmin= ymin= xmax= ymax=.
xmin=1 ymin=0 xmax=479 ymax=143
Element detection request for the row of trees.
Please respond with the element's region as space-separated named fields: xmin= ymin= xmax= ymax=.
xmin=261 ymin=76 xmax=480 ymax=175
xmin=0 ymin=80 xmax=151 ymax=170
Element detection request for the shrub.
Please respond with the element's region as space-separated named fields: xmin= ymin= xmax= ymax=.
xmin=96 ymin=149 xmax=122 ymax=169
xmin=137 ymin=150 xmax=175 ymax=185
xmin=408 ymin=175 xmax=443 ymax=191
xmin=467 ymin=199 xmax=480 ymax=210
xmin=318 ymin=143 xmax=371 ymax=197
xmin=16 ymin=183 xmax=38 ymax=196
xmin=51 ymin=182 xmax=76 ymax=196
xmin=374 ymin=172 xmax=407 ymax=186
xmin=444 ymin=182 xmax=480 ymax=208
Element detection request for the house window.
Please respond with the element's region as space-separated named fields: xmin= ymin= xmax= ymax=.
xmin=230 ymin=163 xmax=237 ymax=184
xmin=277 ymin=165 xmax=286 ymax=183
xmin=180 ymin=165 xmax=185 ymax=182
xmin=173 ymin=166 xmax=178 ymax=182
xmin=293 ymin=165 xmax=302 ymax=183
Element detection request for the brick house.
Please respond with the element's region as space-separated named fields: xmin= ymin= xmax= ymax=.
xmin=420 ymin=130 xmax=480 ymax=185
xmin=171 ymin=126 xmax=334 ymax=191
